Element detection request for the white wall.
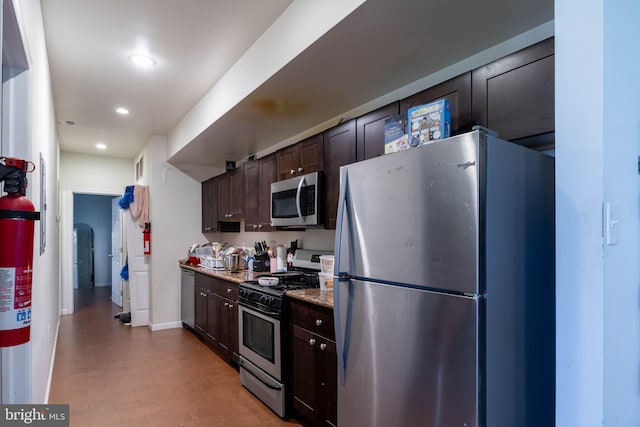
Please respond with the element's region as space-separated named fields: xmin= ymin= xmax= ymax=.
xmin=59 ymin=152 xmax=133 ymax=192
xmin=4 ymin=0 xmax=61 ymax=404
xmin=556 ymin=0 xmax=640 ymax=425
xmin=137 ymin=136 xmax=204 ymax=329
xmin=601 ymin=1 xmax=640 ymax=423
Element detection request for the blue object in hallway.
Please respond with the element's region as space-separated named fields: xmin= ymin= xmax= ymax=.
xmin=118 ymin=185 xmax=135 ymax=209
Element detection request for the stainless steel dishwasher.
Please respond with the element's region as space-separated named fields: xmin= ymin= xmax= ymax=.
xmin=180 ymin=267 xmax=195 ymax=328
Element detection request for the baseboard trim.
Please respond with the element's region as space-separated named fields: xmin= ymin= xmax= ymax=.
xmin=149 ymin=321 xmax=182 ymax=331
xmin=60 ymin=309 xmax=72 ymax=315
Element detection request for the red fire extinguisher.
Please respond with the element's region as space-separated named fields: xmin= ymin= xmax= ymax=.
xmin=0 ymin=157 xmax=40 ymax=347
xmin=143 ymin=222 xmax=151 ymax=255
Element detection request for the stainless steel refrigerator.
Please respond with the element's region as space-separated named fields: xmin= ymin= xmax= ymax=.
xmin=333 ymin=130 xmax=555 ymax=427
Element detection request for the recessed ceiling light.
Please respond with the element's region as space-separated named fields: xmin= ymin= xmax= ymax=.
xmin=96 ymin=143 xmax=107 ymax=150
xmin=115 ymin=107 xmax=129 ymax=115
xmin=128 ymin=53 xmax=157 ymax=69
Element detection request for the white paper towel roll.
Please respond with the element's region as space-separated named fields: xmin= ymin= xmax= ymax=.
xmin=276 ymin=246 xmax=286 ymax=272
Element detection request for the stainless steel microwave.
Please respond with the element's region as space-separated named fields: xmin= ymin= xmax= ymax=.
xmin=270 ymin=171 xmax=322 ymax=227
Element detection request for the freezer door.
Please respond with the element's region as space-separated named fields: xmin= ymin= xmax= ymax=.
xmin=336 ymin=131 xmax=483 ymax=294
xmin=336 ymin=279 xmax=481 ymax=427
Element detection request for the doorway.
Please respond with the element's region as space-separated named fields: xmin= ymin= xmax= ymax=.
xmin=73 ymin=194 xmax=113 ymax=287
xmin=61 ymin=190 xmax=122 ymax=315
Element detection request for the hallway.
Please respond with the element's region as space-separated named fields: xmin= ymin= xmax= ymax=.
xmin=49 ymin=287 xmax=301 ymax=426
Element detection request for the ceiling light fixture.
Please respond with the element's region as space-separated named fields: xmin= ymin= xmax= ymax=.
xmin=115 ymin=107 xmax=129 ymax=115
xmin=128 ymin=53 xmax=157 ymax=69
xmin=96 ymin=143 xmax=107 ymax=150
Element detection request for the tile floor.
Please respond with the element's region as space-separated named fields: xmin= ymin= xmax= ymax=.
xmin=49 ymin=287 xmax=302 ymax=427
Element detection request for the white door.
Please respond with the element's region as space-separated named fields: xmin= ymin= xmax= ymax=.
xmin=124 ymin=212 xmax=149 ymax=326
xmin=111 ymin=197 xmax=123 ymax=307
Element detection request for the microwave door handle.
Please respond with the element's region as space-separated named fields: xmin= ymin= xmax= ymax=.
xmin=295 ymin=176 xmax=306 ymax=222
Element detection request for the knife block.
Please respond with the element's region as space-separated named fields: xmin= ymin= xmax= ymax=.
xmin=253 ymin=253 xmax=271 ymax=272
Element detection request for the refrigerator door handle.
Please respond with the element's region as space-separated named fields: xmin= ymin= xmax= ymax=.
xmin=295 ymin=175 xmax=306 ymax=221
xmin=334 ymin=170 xmax=350 ymax=385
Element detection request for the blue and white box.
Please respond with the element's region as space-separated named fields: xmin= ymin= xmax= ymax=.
xmin=407 ymin=99 xmax=451 ymax=146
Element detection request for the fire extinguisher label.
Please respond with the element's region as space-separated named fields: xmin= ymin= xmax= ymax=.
xmin=15 ymin=267 xmax=32 ymax=308
xmin=0 ymin=267 xmax=31 ymax=330
xmin=0 ymin=267 xmax=16 ymax=312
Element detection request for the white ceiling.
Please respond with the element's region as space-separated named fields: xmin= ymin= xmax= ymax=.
xmin=41 ymin=0 xmax=294 ymax=158
xmin=41 ymin=0 xmax=553 ymax=179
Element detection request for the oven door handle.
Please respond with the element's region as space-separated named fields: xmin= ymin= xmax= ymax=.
xmin=238 ymin=301 xmax=281 ymax=319
xmin=239 ymin=357 xmax=283 ymax=391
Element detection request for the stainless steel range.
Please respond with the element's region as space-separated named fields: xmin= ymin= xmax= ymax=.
xmin=237 ymin=249 xmax=330 ymax=418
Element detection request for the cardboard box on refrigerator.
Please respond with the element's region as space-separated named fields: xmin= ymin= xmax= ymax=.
xmin=408 ymin=99 xmax=451 ymax=146
xmin=384 ymin=115 xmax=409 ymax=154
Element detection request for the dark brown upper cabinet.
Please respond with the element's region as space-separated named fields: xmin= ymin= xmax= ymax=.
xmin=276 ymin=134 xmax=324 ymax=182
xmin=244 ymin=154 xmax=277 ymax=232
xmin=201 ymin=177 xmax=219 ymax=233
xmin=323 ymin=119 xmax=356 ymax=230
xmin=355 ymin=102 xmax=400 ymax=162
xmin=400 ymin=72 xmax=473 ymax=137
xmin=218 ymin=164 xmax=245 ymax=221
xmin=471 ymin=37 xmax=554 ymax=145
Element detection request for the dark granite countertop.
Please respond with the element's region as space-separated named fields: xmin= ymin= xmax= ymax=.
xmin=180 ymin=259 xmax=334 ymax=309
xmin=286 ymin=288 xmax=334 ymax=309
xmin=179 ymin=259 xmax=261 ymax=284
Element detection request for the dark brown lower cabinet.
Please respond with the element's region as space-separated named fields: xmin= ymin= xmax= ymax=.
xmin=193 ymin=273 xmax=239 ymax=365
xmin=194 ymin=285 xmax=207 ymax=335
xmin=288 ymin=299 xmax=337 ymax=427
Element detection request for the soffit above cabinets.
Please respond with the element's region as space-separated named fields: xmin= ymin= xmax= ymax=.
xmin=41 ymin=0 xmax=553 ymax=181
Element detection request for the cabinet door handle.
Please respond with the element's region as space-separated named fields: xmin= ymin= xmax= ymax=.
xmin=315 ymin=319 xmax=323 ymax=326
xmin=228 ymin=304 xmax=234 ymax=309
xmin=309 ymin=338 xmax=316 ymax=346
xmin=253 ymin=224 xmax=258 ymax=229
xmin=258 ymin=224 xmax=263 ymax=229
xmin=290 ymin=169 xmax=296 ymax=175
xmin=224 ymin=302 xmax=229 ymax=307
xmin=298 ymin=166 xmax=303 ymax=173
xmin=320 ymin=343 xmax=327 ymax=351
xmin=227 ymin=288 xmax=232 ymax=294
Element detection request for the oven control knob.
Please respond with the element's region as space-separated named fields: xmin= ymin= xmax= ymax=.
xmin=260 ymin=296 xmax=266 ymax=304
